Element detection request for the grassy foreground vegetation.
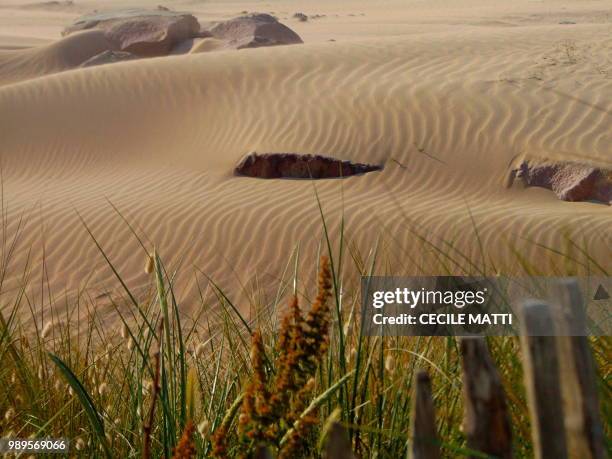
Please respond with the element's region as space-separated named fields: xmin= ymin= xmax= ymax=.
xmin=0 ymin=198 xmax=610 ymax=458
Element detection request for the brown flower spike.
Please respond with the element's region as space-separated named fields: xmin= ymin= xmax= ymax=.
xmin=171 ymin=420 xmax=196 ymax=459
xmin=230 ymin=256 xmax=333 ymax=457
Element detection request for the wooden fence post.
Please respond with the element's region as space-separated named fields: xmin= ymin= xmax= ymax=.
xmin=254 ymin=445 xmax=273 ymax=459
xmin=408 ymin=370 xmax=441 ymax=459
xmin=520 ymin=300 xmax=568 ymax=459
xmin=324 ymin=422 xmax=357 ymax=459
xmin=552 ymin=280 xmax=606 ymax=459
xmin=459 ymin=337 xmax=512 ymax=459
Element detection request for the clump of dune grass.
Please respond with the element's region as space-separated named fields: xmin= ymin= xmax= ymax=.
xmin=0 ymin=189 xmax=609 ymax=458
xmin=217 ymin=257 xmax=333 ymax=458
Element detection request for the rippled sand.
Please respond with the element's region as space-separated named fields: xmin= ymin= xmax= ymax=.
xmin=1 ymin=0 xmax=610 ymax=321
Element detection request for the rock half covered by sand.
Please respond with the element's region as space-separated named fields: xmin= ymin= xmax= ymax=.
xmin=514 ymin=160 xmax=611 ymax=204
xmin=62 ymin=9 xmax=202 ymax=57
xmin=208 ymin=13 xmax=303 ymax=49
xmin=235 ymin=152 xmax=382 ymax=179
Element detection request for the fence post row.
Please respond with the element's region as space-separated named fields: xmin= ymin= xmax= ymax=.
xmin=249 ymin=282 xmax=605 ymax=459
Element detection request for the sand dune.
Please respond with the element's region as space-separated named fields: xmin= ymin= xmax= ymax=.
xmin=0 ymin=30 xmax=119 ymax=85
xmin=1 ymin=0 xmax=610 ymax=323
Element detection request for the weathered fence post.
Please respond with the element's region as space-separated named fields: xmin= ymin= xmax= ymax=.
xmin=254 ymin=445 xmax=273 ymax=459
xmin=324 ymin=422 xmax=357 ymax=459
xmin=408 ymin=370 xmax=441 ymax=459
xmin=459 ymin=337 xmax=512 ymax=459
xmin=552 ymin=280 xmax=606 ymax=459
xmin=520 ymin=300 xmax=568 ymax=459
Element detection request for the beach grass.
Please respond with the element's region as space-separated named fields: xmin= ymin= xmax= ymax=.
xmin=0 ymin=196 xmax=609 ymax=458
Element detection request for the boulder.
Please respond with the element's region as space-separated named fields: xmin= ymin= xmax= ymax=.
xmin=235 ymin=152 xmax=382 ymax=179
xmin=62 ymin=9 xmax=202 ymax=56
xmin=80 ymin=50 xmax=139 ymax=67
xmin=208 ymin=13 xmax=303 ymax=49
xmin=513 ymin=160 xmax=611 ymax=204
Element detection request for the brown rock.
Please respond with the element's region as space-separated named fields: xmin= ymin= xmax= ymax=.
xmin=235 ymin=152 xmax=382 ymax=179
xmin=62 ymin=9 xmax=202 ymax=57
xmin=208 ymin=13 xmax=303 ymax=49
xmin=513 ymin=160 xmax=611 ymax=204
xmin=80 ymin=50 xmax=139 ymax=67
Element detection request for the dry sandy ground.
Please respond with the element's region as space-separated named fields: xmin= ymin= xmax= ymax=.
xmin=0 ymin=0 xmax=610 ymax=323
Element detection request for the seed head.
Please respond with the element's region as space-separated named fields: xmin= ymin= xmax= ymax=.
xmin=120 ymin=323 xmax=129 ymax=340
xmin=145 ymin=254 xmax=154 ymax=274
xmin=4 ymin=407 xmax=15 ymax=422
xmin=385 ymin=354 xmax=395 ymax=372
xmin=41 ymin=322 xmax=53 ymax=339
xmin=197 ymin=419 xmax=210 ymax=437
xmin=142 ymin=379 xmax=153 ymax=396
xmin=98 ymin=382 xmax=109 ymax=396
xmin=75 ymin=438 xmax=85 ymax=450
xmin=172 ymin=420 xmax=196 ymax=459
xmin=195 ymin=343 xmax=206 ymax=358
xmin=343 ymin=320 xmax=351 ymax=336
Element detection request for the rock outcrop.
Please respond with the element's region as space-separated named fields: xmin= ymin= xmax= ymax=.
xmin=208 ymin=13 xmax=303 ymax=49
xmin=513 ymin=160 xmax=611 ymax=204
xmin=235 ymin=153 xmax=382 ymax=179
xmin=62 ymin=9 xmax=202 ymax=56
xmin=80 ymin=50 xmax=139 ymax=67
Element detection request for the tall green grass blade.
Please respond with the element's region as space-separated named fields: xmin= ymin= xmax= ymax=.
xmin=48 ymin=352 xmax=112 ymax=458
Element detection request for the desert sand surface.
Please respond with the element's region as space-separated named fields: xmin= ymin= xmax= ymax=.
xmin=0 ymin=0 xmax=610 ymax=325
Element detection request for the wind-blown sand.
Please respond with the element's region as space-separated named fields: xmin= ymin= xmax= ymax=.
xmin=1 ymin=0 xmax=610 ymax=322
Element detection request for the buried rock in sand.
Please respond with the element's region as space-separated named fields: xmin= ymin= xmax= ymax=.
xmin=207 ymin=13 xmax=303 ymax=49
xmin=511 ymin=159 xmax=611 ymax=204
xmin=234 ymin=152 xmax=382 ymax=179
